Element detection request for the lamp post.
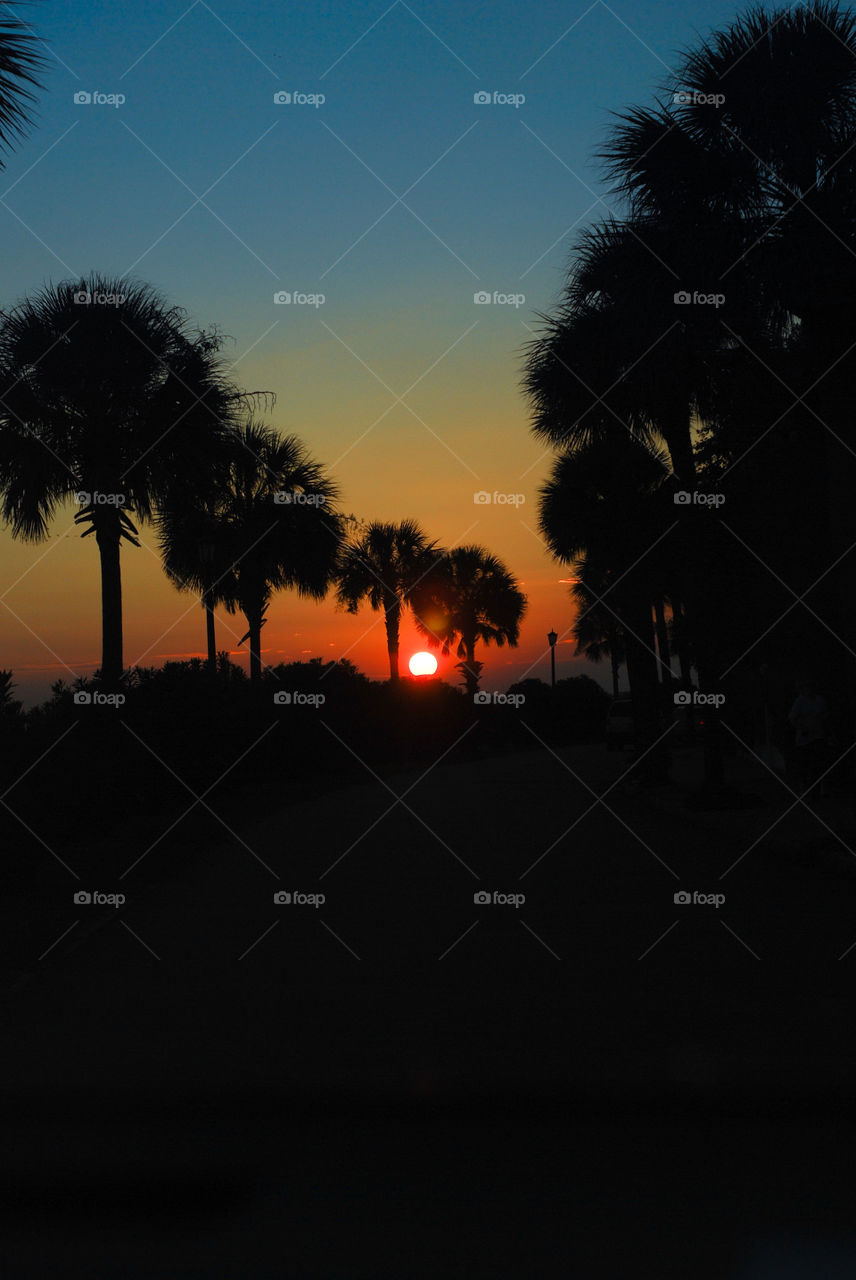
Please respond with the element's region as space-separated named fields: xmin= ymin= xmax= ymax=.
xmin=197 ymin=540 xmax=216 ymax=672
xmin=547 ymin=629 xmax=557 ymax=688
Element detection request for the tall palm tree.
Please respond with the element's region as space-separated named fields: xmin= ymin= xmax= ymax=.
xmin=0 ymin=2 xmax=44 ymax=167
xmin=336 ymin=518 xmax=441 ymax=681
xmin=0 ymin=275 xmax=249 ymax=685
xmin=162 ymin=422 xmax=344 ymax=682
xmin=412 ymin=545 xmax=526 ymax=696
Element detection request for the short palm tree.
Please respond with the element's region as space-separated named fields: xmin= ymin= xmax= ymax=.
xmin=412 ymin=545 xmax=526 ymax=696
xmin=161 ymin=422 xmax=344 ymax=682
xmin=0 ymin=274 xmax=248 ymax=685
xmin=336 ymin=518 xmax=441 ymax=681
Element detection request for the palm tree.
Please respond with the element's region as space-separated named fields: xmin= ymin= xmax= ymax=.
xmin=162 ymin=422 xmax=344 ymax=682
xmin=570 ymin=563 xmax=626 ymax=699
xmin=336 ymin=518 xmax=441 ymax=681
xmin=0 ymin=275 xmax=249 ymax=686
xmin=538 ymin=434 xmax=676 ymax=768
xmin=412 ymin=545 xmax=526 ymax=696
xmin=0 ymin=2 xmax=44 ymax=167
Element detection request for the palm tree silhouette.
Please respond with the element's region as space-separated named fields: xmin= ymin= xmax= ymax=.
xmin=412 ymin=545 xmax=526 ymax=696
xmin=539 ymin=435 xmax=676 ymax=768
xmin=336 ymin=519 xmax=441 ymax=681
xmin=0 ymin=275 xmax=248 ymax=685
xmin=0 ymin=2 xmax=44 ymax=166
xmin=570 ymin=562 xmax=626 ymax=699
xmin=165 ymin=422 xmax=344 ymax=682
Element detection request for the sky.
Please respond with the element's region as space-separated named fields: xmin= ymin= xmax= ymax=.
xmin=0 ymin=0 xmax=742 ymax=704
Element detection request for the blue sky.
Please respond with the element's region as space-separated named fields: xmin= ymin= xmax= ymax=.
xmin=0 ymin=0 xmax=746 ymax=702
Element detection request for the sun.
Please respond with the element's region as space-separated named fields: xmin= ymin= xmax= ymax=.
xmin=409 ymin=651 xmax=438 ymax=677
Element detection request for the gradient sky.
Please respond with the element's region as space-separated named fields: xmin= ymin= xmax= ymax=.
xmin=0 ymin=0 xmax=741 ymax=704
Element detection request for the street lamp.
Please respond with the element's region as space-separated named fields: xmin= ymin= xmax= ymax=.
xmin=547 ymin=629 xmax=557 ymax=688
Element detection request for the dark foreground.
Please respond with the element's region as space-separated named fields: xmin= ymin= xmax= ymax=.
xmin=3 ymin=741 xmax=856 ymax=1276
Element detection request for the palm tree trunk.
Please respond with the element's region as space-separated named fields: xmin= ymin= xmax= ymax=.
xmin=205 ymin=595 xmax=216 ymax=672
xmin=244 ymin=601 xmax=263 ymax=682
xmin=462 ymin=638 xmax=479 ymax=697
xmin=654 ymin=599 xmax=672 ymax=684
xmin=610 ymin=650 xmax=620 ymax=699
xmin=385 ymin=598 xmax=401 ymax=681
xmin=95 ymin=519 xmax=123 ymax=687
xmin=621 ymin=586 xmax=668 ymax=783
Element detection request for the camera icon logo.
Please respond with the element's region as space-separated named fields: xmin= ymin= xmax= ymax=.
xmin=673 ymin=691 xmax=692 ymax=706
xmin=273 ymin=291 xmax=291 ymax=304
xmin=473 ymin=91 xmax=491 ymax=105
xmin=674 ymin=890 xmax=692 ymax=905
xmin=73 ymin=292 xmax=91 ymax=305
xmin=273 ymin=891 xmax=292 ymax=904
xmin=74 ymin=890 xmax=92 ymax=904
xmin=673 ymin=490 xmax=692 ymax=505
xmin=473 ymin=490 xmax=491 ymax=504
xmin=74 ymin=491 xmax=91 ymax=505
xmin=273 ymin=691 xmax=292 ymax=705
xmin=273 ymin=91 xmax=291 ymax=104
xmin=473 ymin=691 xmax=491 ymax=705
xmin=473 ymin=291 xmax=491 ymax=304
xmin=74 ymin=691 xmax=92 ymax=705
xmin=474 ymin=890 xmax=491 ymax=904
xmin=674 ymin=290 xmax=692 ymax=305
xmin=73 ymin=91 xmax=92 ymax=105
